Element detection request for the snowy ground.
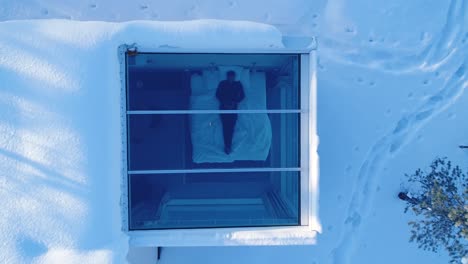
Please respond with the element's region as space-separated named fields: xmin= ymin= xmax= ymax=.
xmin=0 ymin=0 xmax=467 ymax=263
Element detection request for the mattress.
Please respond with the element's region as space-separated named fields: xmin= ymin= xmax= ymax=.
xmin=190 ymin=67 xmax=272 ymax=163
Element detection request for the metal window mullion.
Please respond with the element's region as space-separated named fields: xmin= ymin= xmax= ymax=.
xmin=128 ymin=167 xmax=301 ymax=175
xmin=300 ymin=54 xmax=310 ymax=226
xmin=126 ymin=109 xmax=302 ymax=115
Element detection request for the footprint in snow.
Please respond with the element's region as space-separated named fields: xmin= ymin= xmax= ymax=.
xmin=345 ymin=165 xmax=352 ymax=174
xmin=228 ymin=0 xmax=237 ymax=8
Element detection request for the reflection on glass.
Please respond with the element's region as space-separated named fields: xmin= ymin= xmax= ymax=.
xmin=127 ymin=113 xmax=299 ymax=170
xmin=129 ymin=171 xmax=299 ymax=230
xmin=125 ymin=53 xmax=302 ymax=230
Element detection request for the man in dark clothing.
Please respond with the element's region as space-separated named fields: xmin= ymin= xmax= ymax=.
xmin=216 ymin=70 xmax=245 ymax=154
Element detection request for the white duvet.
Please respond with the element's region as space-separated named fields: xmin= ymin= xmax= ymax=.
xmin=190 ymin=66 xmax=272 ymax=163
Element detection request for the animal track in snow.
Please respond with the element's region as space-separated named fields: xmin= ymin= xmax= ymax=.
xmin=344 ymin=26 xmax=356 ymax=35
xmin=321 ymin=0 xmax=467 ymax=73
xmin=420 ymin=32 xmax=431 ymax=44
xmin=228 ymin=1 xmax=237 ymax=8
xmin=345 ymin=165 xmax=352 ymax=174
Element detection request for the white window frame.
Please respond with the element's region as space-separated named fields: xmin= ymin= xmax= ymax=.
xmin=119 ymin=44 xmax=320 ymax=246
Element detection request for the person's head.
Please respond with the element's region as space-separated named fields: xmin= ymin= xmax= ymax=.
xmin=226 ymin=70 xmax=236 ymax=82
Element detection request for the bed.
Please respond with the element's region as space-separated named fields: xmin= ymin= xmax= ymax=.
xmin=190 ymin=66 xmax=272 ymax=163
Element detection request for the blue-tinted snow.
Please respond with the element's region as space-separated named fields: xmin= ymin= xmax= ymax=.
xmin=0 ymin=0 xmax=467 ymax=263
xmin=0 ymin=19 xmax=283 ymax=263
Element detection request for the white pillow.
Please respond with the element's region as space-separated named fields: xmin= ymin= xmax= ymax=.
xmin=190 ymin=73 xmax=205 ymax=96
xmin=248 ymin=71 xmax=266 ymax=109
xmin=237 ymin=68 xmax=250 ymax=109
xmin=203 ymin=70 xmax=220 ymax=91
xmin=218 ymin=65 xmax=244 ymax=81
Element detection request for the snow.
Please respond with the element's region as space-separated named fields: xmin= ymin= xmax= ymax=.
xmin=0 ymin=19 xmax=284 ymax=264
xmin=0 ymin=0 xmax=467 ymax=264
xmin=130 ymin=226 xmax=317 ymax=247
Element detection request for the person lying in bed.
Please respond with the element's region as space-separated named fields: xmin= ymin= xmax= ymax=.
xmin=216 ymin=70 xmax=245 ymax=155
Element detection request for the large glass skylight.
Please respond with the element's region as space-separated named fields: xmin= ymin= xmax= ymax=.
xmin=125 ymin=53 xmax=302 ymax=230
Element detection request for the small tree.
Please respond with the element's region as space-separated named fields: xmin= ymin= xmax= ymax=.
xmin=401 ymin=157 xmax=468 ymax=263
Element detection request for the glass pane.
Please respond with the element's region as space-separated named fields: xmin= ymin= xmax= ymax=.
xmin=126 ymin=53 xmax=299 ymax=111
xmin=127 ymin=113 xmax=299 ymax=171
xmin=129 ymin=171 xmax=299 ymax=230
